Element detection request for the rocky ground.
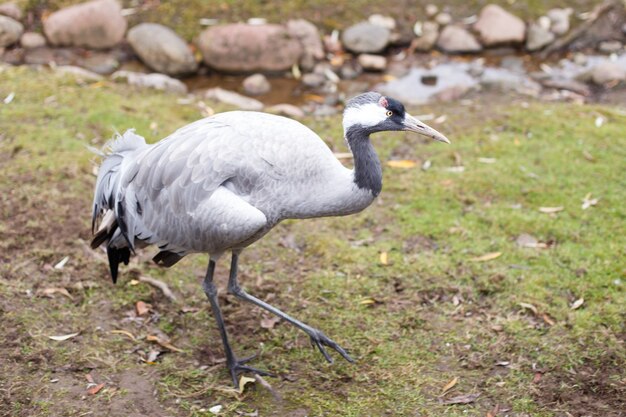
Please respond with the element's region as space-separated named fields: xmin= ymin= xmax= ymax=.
xmin=1 ymin=1 xmax=625 ymax=417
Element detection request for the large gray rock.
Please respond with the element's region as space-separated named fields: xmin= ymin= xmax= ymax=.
xmin=473 ymin=4 xmax=526 ymax=46
xmin=0 ymin=14 xmax=21 ymax=47
xmin=526 ymin=23 xmax=555 ymax=51
xmin=341 ymin=21 xmax=390 ymax=53
xmin=287 ymin=19 xmax=323 ymax=70
xmin=0 ymin=2 xmax=21 ymax=20
xmin=436 ymin=25 xmax=481 ymax=53
xmin=127 ymin=23 xmax=197 ymax=75
xmin=198 ymin=23 xmax=302 ymax=73
xmin=43 ymin=0 xmax=127 ymax=49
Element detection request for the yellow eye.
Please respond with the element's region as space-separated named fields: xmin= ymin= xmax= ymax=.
xmin=386 ymin=110 xmax=393 ymax=117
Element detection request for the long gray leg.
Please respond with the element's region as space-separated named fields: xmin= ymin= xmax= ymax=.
xmin=202 ymin=259 xmax=273 ymax=387
xmin=227 ymin=253 xmax=354 ymax=364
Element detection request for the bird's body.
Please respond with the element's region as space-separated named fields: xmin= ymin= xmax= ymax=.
xmin=98 ymin=112 xmax=375 ymax=264
xmin=91 ymin=92 xmax=449 ymax=386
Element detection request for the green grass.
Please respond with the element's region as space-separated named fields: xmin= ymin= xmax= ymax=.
xmin=0 ymin=64 xmax=625 ymax=416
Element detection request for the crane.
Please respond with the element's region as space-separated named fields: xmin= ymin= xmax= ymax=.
xmin=91 ymin=92 xmax=449 ymax=386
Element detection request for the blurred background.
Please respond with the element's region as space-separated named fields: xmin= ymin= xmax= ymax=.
xmin=1 ymin=1 xmax=625 ymax=416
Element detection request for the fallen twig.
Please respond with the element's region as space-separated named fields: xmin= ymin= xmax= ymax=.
xmin=139 ymin=275 xmax=177 ymax=302
xmin=254 ymin=374 xmax=282 ymax=401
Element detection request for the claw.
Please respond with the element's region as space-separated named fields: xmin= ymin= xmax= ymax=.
xmin=227 ymin=358 xmax=274 ymax=388
xmin=309 ymin=330 xmax=354 ymax=364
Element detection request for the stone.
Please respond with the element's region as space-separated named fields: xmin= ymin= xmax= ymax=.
xmin=111 ymin=70 xmax=188 ymax=94
xmin=43 ymin=0 xmax=127 ymax=49
xmin=598 ymin=40 xmax=623 ymax=54
xmin=341 ymin=21 xmax=390 ymax=53
xmin=23 ymin=46 xmax=76 ymax=66
xmin=55 ymin=65 xmax=104 ymax=82
xmin=412 ymin=21 xmax=439 ymax=51
xmin=20 ymin=32 xmax=46 ymax=49
xmin=242 ymin=73 xmax=270 ymax=95
xmin=0 ymin=2 xmax=21 ymax=21
xmin=127 ymin=23 xmax=197 ymax=75
xmin=357 ymin=53 xmax=387 ymax=71
xmin=266 ymin=103 xmax=305 ymax=118
xmin=198 ymin=23 xmax=302 ymax=73
xmin=339 ymin=62 xmax=361 ymax=80
xmin=0 ymin=14 xmax=22 ymax=47
xmin=301 ymin=72 xmax=326 ymax=88
xmin=78 ymin=52 xmax=119 ymax=74
xmin=473 ymin=4 xmax=526 ymax=46
xmin=547 ymin=8 xmax=572 ymax=36
xmin=287 ymin=19 xmax=324 ymax=71
xmin=578 ymin=62 xmax=626 ymax=85
xmin=425 ymin=4 xmax=439 ymax=18
xmin=435 ymin=12 xmax=452 ymax=26
xmin=436 ymin=25 xmax=482 ymax=53
xmin=526 ymin=23 xmax=555 ymax=51
xmin=368 ymin=14 xmax=396 ymax=30
xmin=205 ymin=87 xmax=263 ymax=110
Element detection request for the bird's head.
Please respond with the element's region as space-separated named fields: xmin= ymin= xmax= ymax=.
xmin=342 ymin=92 xmax=450 ymax=144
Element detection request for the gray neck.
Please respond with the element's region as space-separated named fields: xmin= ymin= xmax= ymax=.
xmin=346 ymin=126 xmax=382 ymax=197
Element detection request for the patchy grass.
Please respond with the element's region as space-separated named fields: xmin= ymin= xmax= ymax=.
xmin=1 ymin=64 xmax=625 ymax=417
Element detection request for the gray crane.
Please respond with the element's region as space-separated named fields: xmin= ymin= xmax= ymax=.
xmin=91 ymin=92 xmax=449 ymax=386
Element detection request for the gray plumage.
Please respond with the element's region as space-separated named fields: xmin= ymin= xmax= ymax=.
xmin=90 ymin=92 xmax=449 ymax=385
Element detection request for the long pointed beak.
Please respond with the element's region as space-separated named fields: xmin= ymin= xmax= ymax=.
xmin=403 ymin=114 xmax=450 ymax=144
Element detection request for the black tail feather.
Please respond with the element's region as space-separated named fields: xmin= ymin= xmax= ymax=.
xmin=107 ymin=246 xmax=131 ymax=284
xmin=153 ymin=251 xmax=184 ymax=267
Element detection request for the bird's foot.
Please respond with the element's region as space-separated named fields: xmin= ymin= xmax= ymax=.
xmin=308 ymin=329 xmax=354 ymax=364
xmin=227 ymin=357 xmax=274 ymax=388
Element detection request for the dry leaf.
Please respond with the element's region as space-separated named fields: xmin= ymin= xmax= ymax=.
xmin=54 ymin=256 xmax=69 ymax=269
xmin=441 ymin=393 xmax=480 ymax=405
xmin=380 ymin=251 xmax=389 ymax=265
xmin=359 ymin=298 xmax=378 ymax=305
xmin=260 ymin=316 xmax=280 ymax=330
xmin=238 ymin=375 xmax=256 ymax=394
xmin=3 ymin=92 xmax=15 ymax=104
xmin=518 ymin=302 xmax=538 ymax=315
xmin=386 ymin=159 xmax=417 ymax=169
xmin=146 ymin=335 xmax=183 ymax=352
xmin=570 ymin=298 xmax=584 ymax=310
xmin=539 ymin=206 xmax=564 ymax=214
xmin=209 ymin=404 xmax=223 ymax=414
xmin=135 ymin=301 xmax=150 ymax=316
xmin=470 ymin=252 xmax=501 ymax=262
xmin=110 ymin=329 xmax=137 ymax=341
xmin=146 ymin=349 xmax=160 ymax=363
xmin=440 ymin=377 xmax=458 ymax=395
xmin=87 ymin=383 xmax=105 ymax=395
xmin=581 ymin=193 xmax=599 ymax=210
xmin=542 ymin=313 xmax=556 ymax=326
xmin=48 ymin=332 xmax=80 ymax=341
xmin=37 ymin=287 xmax=73 ymax=300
